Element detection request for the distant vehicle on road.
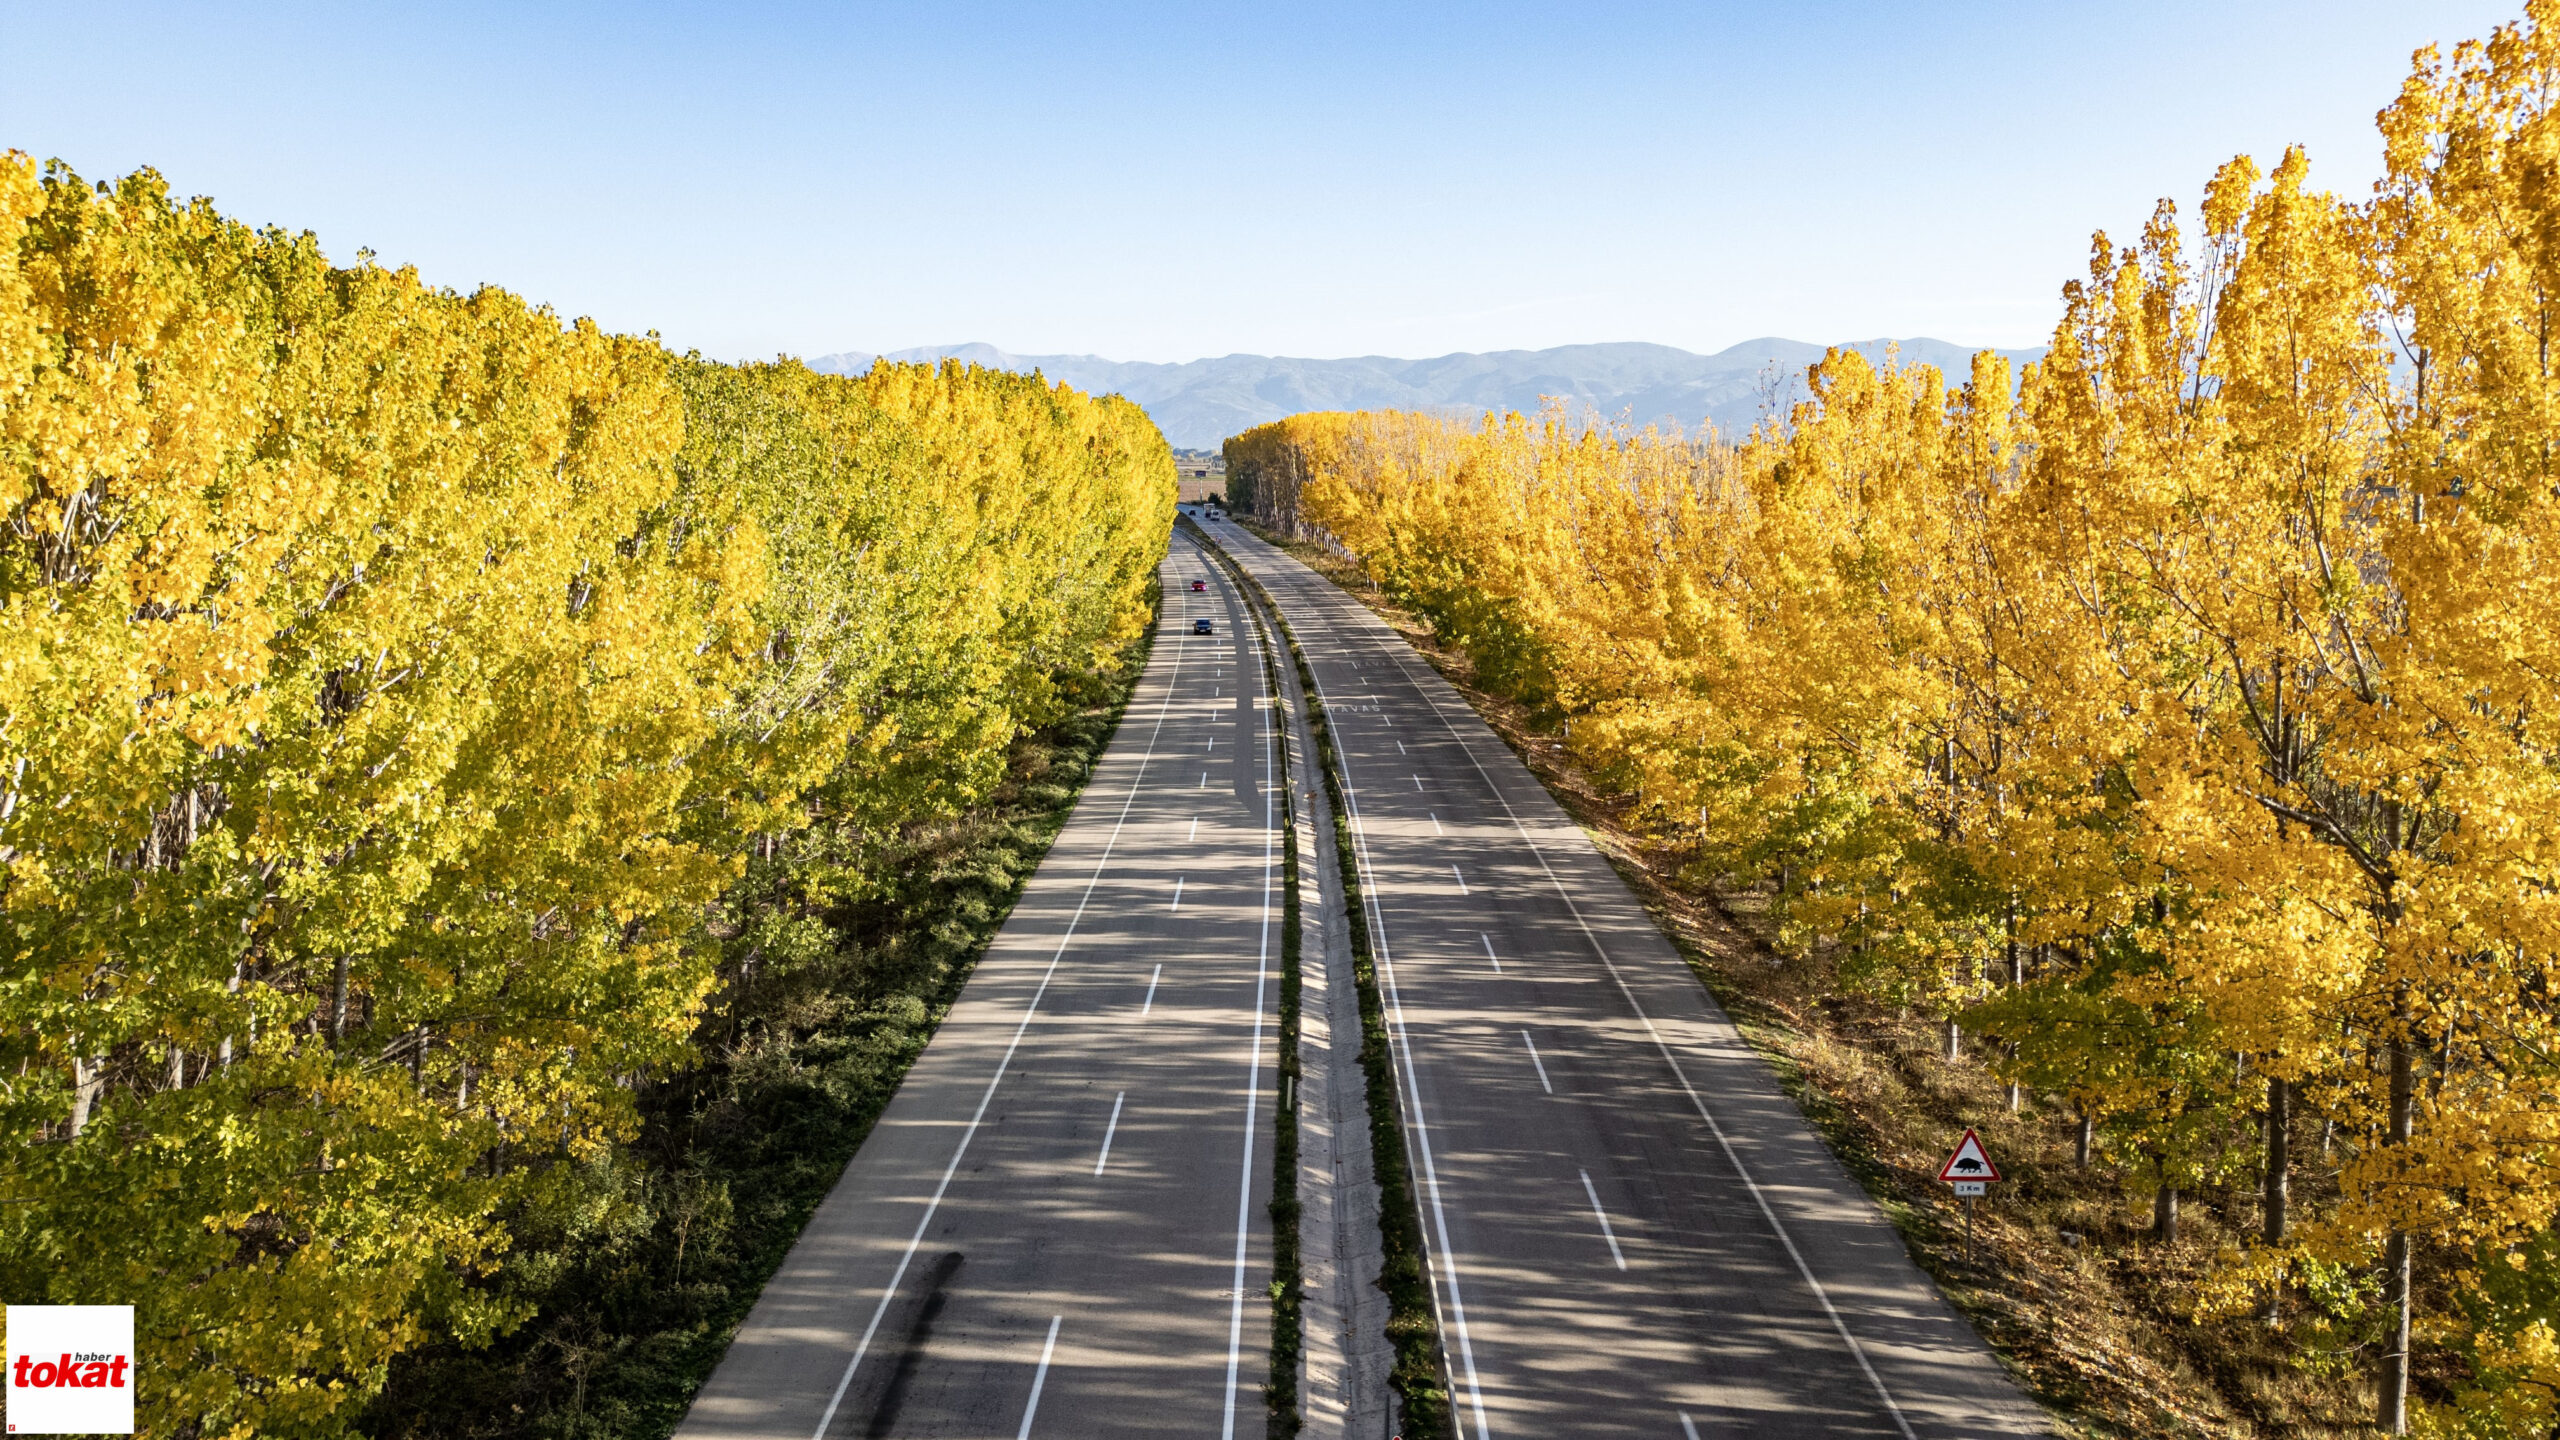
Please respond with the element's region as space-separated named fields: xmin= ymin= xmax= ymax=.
xmin=1192 ymin=618 xmax=1214 ymax=635
xmin=1191 ymin=579 xmax=1207 ymax=592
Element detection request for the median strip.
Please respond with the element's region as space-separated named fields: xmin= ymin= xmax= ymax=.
xmin=1193 ymin=521 xmax=1456 ymax=1440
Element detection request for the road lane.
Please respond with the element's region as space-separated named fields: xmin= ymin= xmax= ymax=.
xmin=674 ymin=534 xmax=1279 ymax=1440
xmin=1204 ymin=518 xmax=2048 ymax=1440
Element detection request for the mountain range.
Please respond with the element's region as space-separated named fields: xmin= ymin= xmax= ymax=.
xmin=806 ymin=338 xmax=2046 ymax=450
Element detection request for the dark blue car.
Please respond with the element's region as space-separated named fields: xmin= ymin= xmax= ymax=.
xmin=1193 ymin=618 xmax=1214 ymax=635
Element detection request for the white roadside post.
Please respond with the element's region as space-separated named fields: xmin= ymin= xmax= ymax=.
xmin=1938 ymin=1128 xmax=2002 ymax=1262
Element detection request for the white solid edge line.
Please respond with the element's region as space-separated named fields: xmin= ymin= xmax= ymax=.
xmin=1094 ymin=1092 xmax=1125 ymax=1176
xmin=803 ymin=550 xmax=1191 ymax=1440
xmin=1396 ymin=601 xmax=1924 ymax=1440
xmin=1141 ymin=963 xmax=1162 ymax=1017
xmin=1219 ymin=534 xmax=1280 ymax=1439
xmin=1016 ymin=1315 xmax=1062 ymax=1440
xmin=1521 ymin=1030 xmax=1552 ymax=1095
xmin=1580 ymin=1168 xmax=1627 ymax=1271
xmin=1217 ymin=525 xmax=1491 ymax=1439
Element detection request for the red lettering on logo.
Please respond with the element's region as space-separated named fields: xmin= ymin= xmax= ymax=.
xmin=7 ymin=1352 xmax=125 ymax=1388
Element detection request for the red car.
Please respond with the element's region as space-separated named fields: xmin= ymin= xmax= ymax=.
xmin=1191 ymin=579 xmax=1207 ymax=592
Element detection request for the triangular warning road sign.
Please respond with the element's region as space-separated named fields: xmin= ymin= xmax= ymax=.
xmin=1938 ymin=1128 xmax=2002 ymax=1183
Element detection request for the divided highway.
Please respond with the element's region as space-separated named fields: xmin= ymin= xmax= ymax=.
xmin=675 ymin=534 xmax=1280 ymax=1440
xmin=1203 ymin=518 xmax=2049 ymax=1440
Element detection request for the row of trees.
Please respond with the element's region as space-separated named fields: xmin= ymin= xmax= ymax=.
xmin=0 ymin=155 xmax=1172 ymax=1436
xmin=1228 ymin=8 xmax=2560 ymax=1432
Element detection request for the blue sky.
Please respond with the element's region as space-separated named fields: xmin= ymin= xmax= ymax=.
xmin=0 ymin=2 xmax=2519 ymax=363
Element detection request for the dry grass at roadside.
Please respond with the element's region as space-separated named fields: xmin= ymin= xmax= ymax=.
xmin=1241 ymin=522 xmax=2405 ymax=1440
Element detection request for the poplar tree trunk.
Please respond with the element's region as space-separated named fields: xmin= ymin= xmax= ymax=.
xmin=2263 ymin=1075 xmax=2290 ymax=1246
xmin=68 ymin=1057 xmax=102 ymax=1137
xmin=2259 ymin=1073 xmax=2290 ymax=1323
xmin=2002 ymin=913 xmax=2019 ymax=986
xmin=2151 ymin=1183 xmax=2178 ymax=1244
xmin=2075 ymin=1113 xmax=2093 ymax=1169
xmin=219 ymin=961 xmax=241 ymax=1072
xmin=1943 ymin=1019 xmax=1962 ymax=1062
xmin=2381 ymin=1035 xmax=2415 ymax=1434
xmin=2382 ymin=1229 xmax=2412 ymax=1433
xmin=2002 ymin=910 xmax=2022 ymax=1110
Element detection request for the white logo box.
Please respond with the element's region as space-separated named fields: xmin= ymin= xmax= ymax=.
xmin=7 ymin=1306 xmax=134 ymax=1435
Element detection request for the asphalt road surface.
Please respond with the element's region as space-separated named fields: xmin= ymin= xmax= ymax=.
xmin=1203 ymin=517 xmax=2048 ymax=1440
xmin=675 ymin=533 xmax=1279 ymax=1440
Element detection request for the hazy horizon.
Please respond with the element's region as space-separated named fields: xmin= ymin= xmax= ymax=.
xmin=808 ymin=333 xmax=2026 ymax=368
xmin=809 ymin=336 xmax=2050 ymax=447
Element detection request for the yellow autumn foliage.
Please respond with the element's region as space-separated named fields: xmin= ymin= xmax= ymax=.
xmin=1228 ymin=6 xmax=2560 ymax=1427
xmin=0 ymin=157 xmax=1170 ymax=1437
